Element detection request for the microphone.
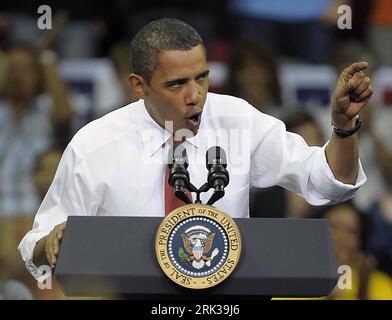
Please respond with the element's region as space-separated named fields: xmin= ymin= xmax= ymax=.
xmin=206 ymin=146 xmax=229 ymax=205
xmin=168 ymin=143 xmax=192 ymax=204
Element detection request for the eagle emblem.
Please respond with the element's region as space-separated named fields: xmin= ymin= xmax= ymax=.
xmin=178 ymin=225 xmax=220 ymax=269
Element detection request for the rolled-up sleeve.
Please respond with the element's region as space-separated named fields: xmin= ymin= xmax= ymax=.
xmin=250 ymin=111 xmax=366 ymax=205
xmin=18 ymin=230 xmax=53 ymax=282
xmin=18 ymin=143 xmax=100 ymax=281
xmin=308 ymin=141 xmax=366 ymax=204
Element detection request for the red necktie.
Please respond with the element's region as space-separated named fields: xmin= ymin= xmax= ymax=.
xmin=164 ymin=141 xmax=192 ymax=215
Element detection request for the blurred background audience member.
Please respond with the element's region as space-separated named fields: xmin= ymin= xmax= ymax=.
xmin=322 ymin=202 xmax=392 ymax=300
xmin=0 ymin=43 xmax=73 ymax=216
xmin=225 ymin=40 xmax=283 ymax=118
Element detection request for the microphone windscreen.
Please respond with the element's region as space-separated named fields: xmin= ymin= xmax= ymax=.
xmin=206 ymin=146 xmax=227 ymax=169
xmin=168 ymin=143 xmax=188 ymax=168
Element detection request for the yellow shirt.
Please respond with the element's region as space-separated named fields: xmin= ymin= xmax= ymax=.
xmin=273 ymin=267 xmax=392 ymax=300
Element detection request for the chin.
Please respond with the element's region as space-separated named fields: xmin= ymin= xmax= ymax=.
xmin=173 ymin=124 xmax=199 ymax=140
xmin=188 ymin=125 xmax=200 ymax=137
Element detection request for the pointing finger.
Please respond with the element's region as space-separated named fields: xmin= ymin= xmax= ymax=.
xmin=343 ymin=62 xmax=369 ymax=76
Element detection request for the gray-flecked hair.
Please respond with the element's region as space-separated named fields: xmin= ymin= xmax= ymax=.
xmin=130 ymin=18 xmax=206 ymax=83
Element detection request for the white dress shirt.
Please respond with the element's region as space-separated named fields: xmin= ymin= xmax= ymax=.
xmin=19 ymin=92 xmax=366 ymax=280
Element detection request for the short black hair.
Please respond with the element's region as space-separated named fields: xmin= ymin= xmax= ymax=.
xmin=130 ymin=18 xmax=205 ymax=83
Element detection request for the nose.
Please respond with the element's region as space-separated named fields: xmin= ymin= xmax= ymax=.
xmin=185 ymin=81 xmax=201 ymax=106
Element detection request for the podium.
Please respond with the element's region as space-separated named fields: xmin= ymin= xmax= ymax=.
xmin=55 ymin=216 xmax=338 ymax=299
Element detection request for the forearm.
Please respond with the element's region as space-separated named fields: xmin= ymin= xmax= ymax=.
xmin=38 ymin=13 xmax=73 ymax=125
xmin=324 ymin=60 xmax=371 ymax=185
xmin=325 ymin=117 xmax=359 ymax=185
xmin=40 ymin=55 xmax=74 ymax=125
xmin=33 ymin=235 xmax=49 ymax=267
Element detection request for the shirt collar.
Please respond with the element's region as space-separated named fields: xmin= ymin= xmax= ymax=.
xmin=140 ymin=100 xmax=200 ymax=157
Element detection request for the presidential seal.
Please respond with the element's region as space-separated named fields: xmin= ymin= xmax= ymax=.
xmin=155 ymin=204 xmax=241 ymax=289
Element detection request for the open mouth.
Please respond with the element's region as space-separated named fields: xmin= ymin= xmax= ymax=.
xmin=186 ymin=113 xmax=202 ymax=127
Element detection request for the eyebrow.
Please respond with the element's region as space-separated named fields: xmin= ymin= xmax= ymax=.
xmin=164 ymin=70 xmax=209 ymax=87
xmin=196 ymin=70 xmax=210 ymax=80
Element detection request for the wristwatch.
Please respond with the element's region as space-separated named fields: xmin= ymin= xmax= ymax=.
xmin=331 ymin=114 xmax=362 ymax=138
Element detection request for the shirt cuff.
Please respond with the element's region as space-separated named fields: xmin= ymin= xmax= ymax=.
xmin=310 ymin=142 xmax=367 ymax=204
xmin=18 ymin=231 xmax=52 ymax=282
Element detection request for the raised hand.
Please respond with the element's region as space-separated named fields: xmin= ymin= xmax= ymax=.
xmin=331 ymin=62 xmax=373 ymax=129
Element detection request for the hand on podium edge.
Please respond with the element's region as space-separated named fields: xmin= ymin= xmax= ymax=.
xmin=33 ymin=222 xmax=66 ymax=269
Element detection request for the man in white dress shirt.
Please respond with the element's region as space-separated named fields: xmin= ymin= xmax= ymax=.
xmin=19 ymin=18 xmax=373 ymax=281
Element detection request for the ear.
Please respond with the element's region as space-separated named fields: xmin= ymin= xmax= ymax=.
xmin=128 ymin=73 xmax=148 ymax=99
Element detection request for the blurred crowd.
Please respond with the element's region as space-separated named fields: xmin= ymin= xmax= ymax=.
xmin=1 ymin=0 xmax=392 ymax=300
